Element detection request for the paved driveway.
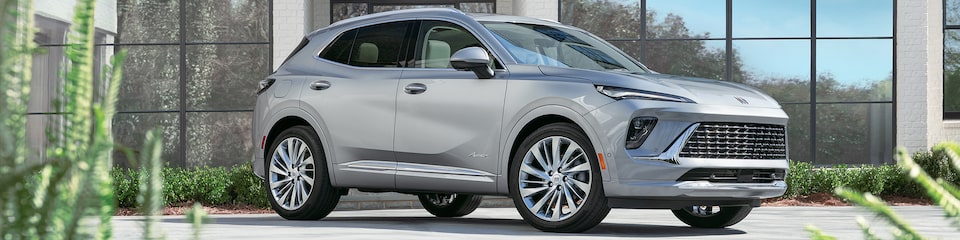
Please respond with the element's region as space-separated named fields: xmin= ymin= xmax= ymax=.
xmin=112 ymin=206 xmax=958 ymax=239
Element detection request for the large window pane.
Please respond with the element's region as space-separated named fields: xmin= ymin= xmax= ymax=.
xmin=116 ymin=45 xmax=181 ymax=111
xmin=815 ymin=39 xmax=893 ymax=102
xmin=734 ymin=40 xmax=810 ymax=103
xmin=34 ymin=16 xmax=69 ymax=45
xmin=608 ymin=40 xmax=643 ymax=63
xmin=116 ymin=0 xmax=179 ymax=43
xmin=647 ymin=0 xmax=725 ymax=39
xmin=186 ymin=44 xmax=270 ymax=110
xmin=29 ymin=46 xmax=66 ymax=113
xmin=185 ymin=0 xmax=269 ymax=43
xmin=949 ymin=0 xmax=960 ymax=26
xmin=783 ymin=104 xmax=811 ymax=162
xmin=332 ymin=3 xmax=368 ymax=23
xmin=643 ymin=40 xmax=726 ymax=80
xmin=560 ymin=0 xmax=642 ymax=39
xmin=732 ymin=0 xmax=810 ymax=38
xmin=187 ymin=112 xmax=253 ymax=167
xmin=946 ymin=30 xmax=960 ymax=112
xmin=113 ymin=113 xmax=181 ymax=167
xmin=815 ymin=103 xmax=893 ymax=165
xmin=816 ymin=0 xmax=893 ymax=37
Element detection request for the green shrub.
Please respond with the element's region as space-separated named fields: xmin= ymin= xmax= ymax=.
xmin=112 ymin=163 xmax=266 ymax=208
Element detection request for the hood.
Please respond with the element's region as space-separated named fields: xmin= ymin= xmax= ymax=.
xmin=538 ymin=66 xmax=782 ymax=109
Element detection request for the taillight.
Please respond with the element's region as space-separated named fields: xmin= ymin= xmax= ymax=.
xmin=257 ymin=78 xmax=276 ymax=95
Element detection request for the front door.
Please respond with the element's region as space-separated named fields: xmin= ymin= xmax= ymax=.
xmin=394 ymin=20 xmax=507 ymax=193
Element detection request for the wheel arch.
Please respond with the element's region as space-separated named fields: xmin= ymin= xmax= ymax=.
xmin=257 ymin=108 xmax=338 ymax=185
xmin=497 ymin=105 xmax=612 ymax=194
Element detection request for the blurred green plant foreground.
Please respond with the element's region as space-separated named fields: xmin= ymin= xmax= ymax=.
xmin=0 ymin=0 xmax=184 ymax=239
xmin=3 ymin=0 xmax=960 ymax=239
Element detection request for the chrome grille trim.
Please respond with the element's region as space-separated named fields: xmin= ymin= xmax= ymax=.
xmin=679 ymin=122 xmax=787 ymax=160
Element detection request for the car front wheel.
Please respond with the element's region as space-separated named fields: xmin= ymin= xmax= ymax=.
xmin=509 ymin=123 xmax=610 ymax=233
xmin=265 ymin=126 xmax=340 ymax=220
xmin=671 ymin=205 xmax=752 ymax=228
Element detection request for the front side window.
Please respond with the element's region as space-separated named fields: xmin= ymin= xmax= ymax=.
xmin=413 ymin=21 xmax=484 ymax=68
xmin=481 ymin=22 xmax=648 ymax=73
xmin=319 ymin=21 xmax=412 ymax=67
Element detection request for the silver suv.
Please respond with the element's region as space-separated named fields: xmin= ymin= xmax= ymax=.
xmin=253 ymin=8 xmax=788 ymax=232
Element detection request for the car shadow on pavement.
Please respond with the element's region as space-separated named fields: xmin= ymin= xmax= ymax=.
xmin=175 ymin=215 xmax=745 ymax=237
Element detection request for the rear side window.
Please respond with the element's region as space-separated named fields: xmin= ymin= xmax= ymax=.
xmin=319 ymin=22 xmax=412 ymax=68
xmin=319 ymin=29 xmax=357 ymax=64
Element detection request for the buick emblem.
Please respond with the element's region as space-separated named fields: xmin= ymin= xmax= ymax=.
xmin=734 ymin=96 xmax=749 ymax=104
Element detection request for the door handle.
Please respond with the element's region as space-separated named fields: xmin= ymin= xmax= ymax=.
xmin=310 ymin=80 xmax=331 ymax=90
xmin=404 ymin=83 xmax=427 ymax=94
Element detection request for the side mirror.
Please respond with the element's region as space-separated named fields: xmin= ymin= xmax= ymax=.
xmin=450 ymin=47 xmax=494 ymax=79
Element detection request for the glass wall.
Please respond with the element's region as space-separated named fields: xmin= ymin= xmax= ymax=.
xmin=29 ymin=0 xmax=272 ymax=167
xmin=324 ymin=0 xmax=496 ymax=27
xmin=561 ymin=0 xmax=894 ymax=164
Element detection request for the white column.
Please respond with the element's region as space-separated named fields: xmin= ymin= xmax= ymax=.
xmin=512 ymin=0 xmax=558 ymax=21
xmin=273 ymin=0 xmax=307 ymax=70
xmin=896 ymin=0 xmax=946 ymax=152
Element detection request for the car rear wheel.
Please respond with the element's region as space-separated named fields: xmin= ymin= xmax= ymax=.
xmin=265 ymin=126 xmax=340 ymax=220
xmin=671 ymin=205 xmax=752 ymax=228
xmin=417 ymin=193 xmax=483 ymax=217
xmin=509 ymin=123 xmax=610 ymax=233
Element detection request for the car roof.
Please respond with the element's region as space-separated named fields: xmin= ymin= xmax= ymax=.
xmin=307 ymin=8 xmax=573 ymax=38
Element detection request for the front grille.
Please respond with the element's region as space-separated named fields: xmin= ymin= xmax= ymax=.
xmin=679 ymin=122 xmax=787 ymax=159
xmin=677 ymin=168 xmax=786 ymax=183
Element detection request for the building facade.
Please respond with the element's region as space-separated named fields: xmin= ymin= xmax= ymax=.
xmin=26 ymin=0 xmax=960 ymax=166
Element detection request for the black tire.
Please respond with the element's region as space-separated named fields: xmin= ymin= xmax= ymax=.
xmin=264 ymin=126 xmax=341 ymax=220
xmin=509 ymin=122 xmax=611 ymax=233
xmin=671 ymin=205 xmax=752 ymax=228
xmin=417 ymin=193 xmax=483 ymax=217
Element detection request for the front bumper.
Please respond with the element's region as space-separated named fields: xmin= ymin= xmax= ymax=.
xmin=586 ymin=100 xmax=789 ymax=207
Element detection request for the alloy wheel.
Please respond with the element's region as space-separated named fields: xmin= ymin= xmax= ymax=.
xmin=268 ymin=137 xmax=316 ymax=210
xmin=517 ymin=136 xmax=592 ymax=222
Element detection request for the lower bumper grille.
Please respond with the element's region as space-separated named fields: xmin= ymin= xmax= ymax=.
xmin=679 ymin=122 xmax=787 ymax=159
xmin=677 ymin=168 xmax=786 ymax=183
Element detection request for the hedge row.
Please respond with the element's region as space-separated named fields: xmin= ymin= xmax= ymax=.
xmin=111 ymin=151 xmax=960 ymax=208
xmin=112 ymin=163 xmax=269 ymax=208
xmin=783 ymin=150 xmax=959 ymax=199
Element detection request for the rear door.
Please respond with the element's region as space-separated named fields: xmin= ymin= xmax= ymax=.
xmin=300 ymin=21 xmax=414 ymax=188
xmin=394 ymin=20 xmax=507 ymax=193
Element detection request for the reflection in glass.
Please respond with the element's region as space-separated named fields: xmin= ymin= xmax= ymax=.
xmin=113 ymin=113 xmax=181 ymax=167
xmin=782 ymin=104 xmax=811 ymax=162
xmin=734 ymin=40 xmax=810 ymax=103
xmin=560 ymin=0 xmax=642 ymax=39
xmin=608 ymin=40 xmax=642 ymax=63
xmin=732 ymin=0 xmax=809 ymax=37
xmin=946 ymin=30 xmax=960 ymax=112
xmin=643 ymin=40 xmax=725 ymax=80
xmin=816 ymin=0 xmax=892 ymax=37
xmin=459 ymin=2 xmax=494 ymax=13
xmin=25 ymin=115 xmax=62 ymax=161
xmin=815 ymin=39 xmax=893 ymax=102
xmin=815 ymin=103 xmax=893 ymax=165
xmin=34 ymin=15 xmax=69 ymax=45
xmin=647 ymin=0 xmax=725 ymax=38
xmin=115 ymin=45 xmax=181 ymax=111
xmin=185 ymin=0 xmax=269 ymax=43
xmin=372 ymin=5 xmax=454 ymax=13
xmin=187 ymin=112 xmax=253 ymax=167
xmin=29 ymin=46 xmax=66 ymax=114
xmin=332 ymin=3 xmax=367 ymax=23
xmin=186 ymin=44 xmax=270 ymax=110
xmin=949 ymin=0 xmax=960 ymax=26
xmin=117 ymin=0 xmax=180 ymax=43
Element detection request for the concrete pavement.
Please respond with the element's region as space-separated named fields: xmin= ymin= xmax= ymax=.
xmin=112 ymin=206 xmax=959 ymax=239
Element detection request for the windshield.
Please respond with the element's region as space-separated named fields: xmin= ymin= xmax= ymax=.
xmin=481 ymin=22 xmax=648 ymax=72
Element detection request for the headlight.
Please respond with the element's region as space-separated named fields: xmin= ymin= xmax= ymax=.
xmin=596 ymin=85 xmax=695 ymax=103
xmin=257 ymin=78 xmax=275 ymax=95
